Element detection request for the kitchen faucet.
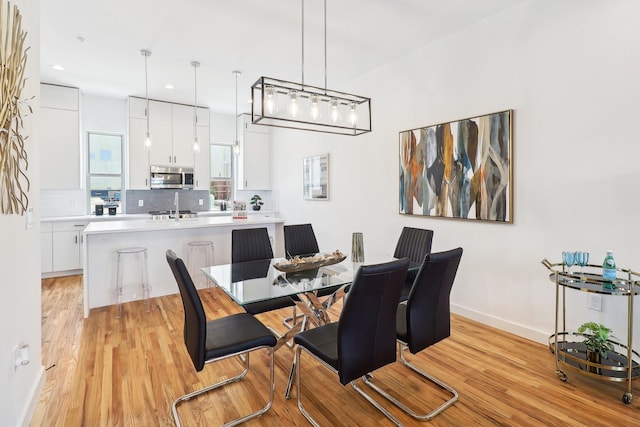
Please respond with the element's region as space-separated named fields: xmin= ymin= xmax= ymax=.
xmin=174 ymin=191 xmax=180 ymax=222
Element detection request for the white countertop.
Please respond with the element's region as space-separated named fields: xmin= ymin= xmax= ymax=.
xmin=42 ymin=210 xmax=278 ymax=223
xmin=83 ymin=214 xmax=283 ymax=235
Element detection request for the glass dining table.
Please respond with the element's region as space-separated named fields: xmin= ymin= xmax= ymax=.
xmin=202 ymin=258 xmax=356 ymax=335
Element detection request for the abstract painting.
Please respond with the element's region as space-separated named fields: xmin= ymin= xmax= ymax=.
xmin=399 ymin=110 xmax=512 ymax=223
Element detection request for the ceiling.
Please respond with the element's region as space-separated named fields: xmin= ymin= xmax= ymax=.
xmin=40 ymin=0 xmax=519 ymax=114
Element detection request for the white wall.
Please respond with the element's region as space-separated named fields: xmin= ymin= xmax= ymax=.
xmin=0 ymin=0 xmax=43 ymax=424
xmin=272 ymin=0 xmax=640 ymax=347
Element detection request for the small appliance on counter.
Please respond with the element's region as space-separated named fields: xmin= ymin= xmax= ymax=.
xmin=91 ymin=190 xmax=120 ymax=215
xmin=149 ymin=210 xmax=198 ymax=220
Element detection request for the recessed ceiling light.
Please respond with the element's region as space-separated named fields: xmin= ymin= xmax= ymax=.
xmin=165 ymin=84 xmax=174 ymax=90
xmin=51 ymin=64 xmax=65 ymax=71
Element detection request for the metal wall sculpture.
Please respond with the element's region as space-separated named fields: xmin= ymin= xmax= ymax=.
xmin=0 ymin=1 xmax=30 ymax=215
xmin=399 ymin=110 xmax=513 ymax=223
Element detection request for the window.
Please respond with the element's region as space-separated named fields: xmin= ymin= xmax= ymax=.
xmin=210 ymin=144 xmax=233 ymax=209
xmin=87 ymin=132 xmax=123 ymax=214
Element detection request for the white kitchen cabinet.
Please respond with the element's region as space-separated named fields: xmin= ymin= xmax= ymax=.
xmin=128 ymin=97 xmax=210 ymax=189
xmin=52 ymin=221 xmax=89 ymax=272
xmin=237 ymin=114 xmax=271 ymax=190
xmin=128 ymin=117 xmax=150 ymax=189
xmin=147 ymin=100 xmax=174 ymax=166
xmin=40 ymin=84 xmax=81 ymax=189
xmin=194 ymin=125 xmax=211 ymax=190
xmin=170 ymin=103 xmax=199 ymax=167
xmin=41 ymin=222 xmax=53 ymax=273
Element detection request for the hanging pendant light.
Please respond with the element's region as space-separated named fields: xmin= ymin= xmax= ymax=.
xmin=140 ymin=49 xmax=152 ymax=148
xmin=233 ymin=70 xmax=241 ymax=155
xmin=251 ymin=0 xmax=371 ymax=135
xmin=191 ymin=61 xmax=201 ymax=153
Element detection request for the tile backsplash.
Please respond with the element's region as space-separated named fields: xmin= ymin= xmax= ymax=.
xmin=40 ymin=188 xmax=278 ymax=217
xmin=125 ymin=189 xmax=211 ymax=214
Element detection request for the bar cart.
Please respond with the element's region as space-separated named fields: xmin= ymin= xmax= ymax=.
xmin=541 ymin=259 xmax=640 ymax=404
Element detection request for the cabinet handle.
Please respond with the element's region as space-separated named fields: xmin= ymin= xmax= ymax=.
xmin=80 ymin=235 xmax=84 ymax=244
xmin=145 ymin=178 xmax=148 ymax=187
xmin=174 ymin=155 xmax=177 ymax=163
xmin=75 ymin=235 xmax=78 ymax=244
xmin=169 ymin=155 xmax=172 ymax=163
xmin=245 ymin=180 xmax=248 ymax=187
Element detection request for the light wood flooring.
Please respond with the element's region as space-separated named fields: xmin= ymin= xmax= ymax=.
xmin=32 ymin=275 xmax=640 ymax=426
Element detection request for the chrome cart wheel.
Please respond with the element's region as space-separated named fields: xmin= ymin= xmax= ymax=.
xmin=622 ymin=393 xmax=632 ymax=404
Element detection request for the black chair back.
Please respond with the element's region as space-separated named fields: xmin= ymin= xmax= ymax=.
xmin=405 ymin=247 xmax=463 ymax=353
xmin=232 ymin=227 xmax=274 ymax=263
xmin=393 ymin=227 xmax=434 ymax=263
xmin=284 ymin=224 xmax=320 ymax=258
xmin=338 ymin=258 xmax=410 ymax=385
xmin=166 ymin=250 xmax=206 ymax=371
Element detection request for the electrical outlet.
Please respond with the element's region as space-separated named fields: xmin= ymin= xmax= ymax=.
xmin=138 ymin=200 xmax=144 ymax=207
xmin=588 ymin=294 xmax=602 ymax=311
xmin=198 ymin=199 xmax=203 ymax=206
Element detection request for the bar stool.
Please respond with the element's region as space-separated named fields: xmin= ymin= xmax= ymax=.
xmin=115 ymin=247 xmax=150 ymax=318
xmin=187 ymin=240 xmax=214 ymax=292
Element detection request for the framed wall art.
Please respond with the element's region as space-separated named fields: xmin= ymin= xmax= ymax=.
xmin=303 ymin=154 xmax=329 ymax=200
xmin=399 ymin=110 xmax=513 ymax=223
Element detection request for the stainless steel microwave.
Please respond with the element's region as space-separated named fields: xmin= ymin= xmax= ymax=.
xmin=150 ymin=165 xmax=194 ymax=189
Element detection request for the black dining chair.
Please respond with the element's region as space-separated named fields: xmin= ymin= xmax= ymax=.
xmin=284 ymin=223 xmax=320 ymax=258
xmin=294 ymin=258 xmax=410 ymax=426
xmin=364 ymin=247 xmax=463 ymax=421
xmin=393 ymin=226 xmax=434 ymax=301
xmin=166 ymin=250 xmax=277 ymax=427
xmin=231 ymin=227 xmax=299 ymax=315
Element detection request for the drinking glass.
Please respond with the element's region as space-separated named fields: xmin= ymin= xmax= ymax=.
xmin=562 ymin=251 xmax=575 ymax=275
xmin=575 ymin=251 xmax=589 ymax=274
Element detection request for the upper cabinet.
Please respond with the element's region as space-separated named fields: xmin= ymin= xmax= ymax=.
xmin=237 ymin=114 xmax=271 ymax=190
xmin=40 ymin=84 xmax=81 ymax=189
xmin=128 ymin=97 xmax=210 ymax=189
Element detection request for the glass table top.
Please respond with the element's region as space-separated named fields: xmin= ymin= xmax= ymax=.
xmin=202 ymin=257 xmax=419 ymax=306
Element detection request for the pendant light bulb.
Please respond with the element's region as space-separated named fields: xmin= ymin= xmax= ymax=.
xmin=288 ymin=90 xmax=300 ymax=117
xmin=265 ymin=85 xmax=277 ymax=114
xmin=310 ymin=94 xmax=320 ymax=120
xmin=141 ymin=49 xmax=152 ymax=149
xmin=348 ymin=102 xmax=357 ymax=126
xmin=329 ymin=98 xmax=340 ymax=123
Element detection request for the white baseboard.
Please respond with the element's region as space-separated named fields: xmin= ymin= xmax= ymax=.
xmin=452 ymin=303 xmax=549 ymax=345
xmin=20 ymin=365 xmax=45 ymax=427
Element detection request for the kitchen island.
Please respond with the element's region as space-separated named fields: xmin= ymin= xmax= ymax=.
xmin=82 ymin=215 xmax=284 ymax=317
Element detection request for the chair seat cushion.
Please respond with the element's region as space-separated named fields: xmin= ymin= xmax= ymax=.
xmin=205 ymin=313 xmax=276 ymax=359
xmin=243 ymin=296 xmax=298 ymax=315
xmin=396 ymin=303 xmax=408 ymax=343
xmin=294 ymin=322 xmax=339 ymax=370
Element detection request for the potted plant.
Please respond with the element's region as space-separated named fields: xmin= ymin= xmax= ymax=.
xmin=577 ymin=321 xmax=614 ymax=374
xmin=250 ymin=194 xmax=263 ymax=211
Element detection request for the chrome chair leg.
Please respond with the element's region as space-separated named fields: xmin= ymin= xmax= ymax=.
xmin=362 ymin=343 xmax=458 ymax=421
xmin=296 ymin=345 xmax=402 ymax=426
xmin=351 ymin=381 xmax=402 ymax=426
xmin=172 ymin=346 xmax=275 ymax=427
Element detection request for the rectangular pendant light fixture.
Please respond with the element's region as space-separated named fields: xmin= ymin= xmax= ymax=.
xmin=251 ymin=0 xmax=371 ymax=136
xmin=251 ymin=77 xmax=371 ymax=135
